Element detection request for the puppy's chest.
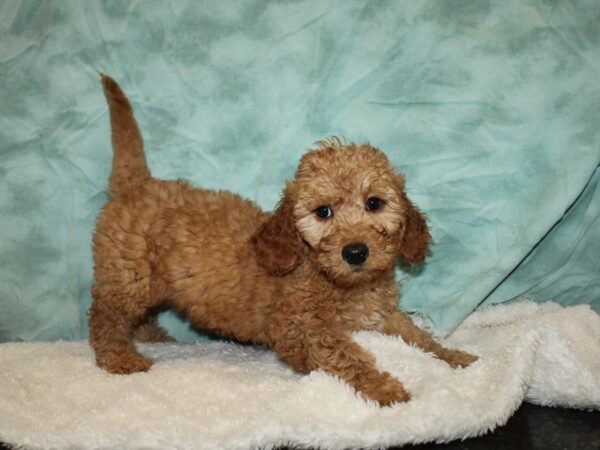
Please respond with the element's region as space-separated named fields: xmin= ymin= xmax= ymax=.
xmin=339 ymin=300 xmax=390 ymax=331
xmin=307 ymin=290 xmax=396 ymax=331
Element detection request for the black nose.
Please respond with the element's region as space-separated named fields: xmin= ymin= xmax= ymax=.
xmin=341 ymin=243 xmax=369 ymax=265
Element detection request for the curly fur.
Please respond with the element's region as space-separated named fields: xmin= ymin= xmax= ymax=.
xmin=89 ymin=75 xmax=477 ymax=406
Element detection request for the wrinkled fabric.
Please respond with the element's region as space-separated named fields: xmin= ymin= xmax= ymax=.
xmin=0 ymin=0 xmax=599 ymax=341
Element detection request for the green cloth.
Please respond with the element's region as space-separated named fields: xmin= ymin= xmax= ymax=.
xmin=1 ymin=0 xmax=598 ymax=341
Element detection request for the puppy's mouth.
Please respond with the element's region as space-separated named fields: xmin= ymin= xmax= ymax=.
xmin=334 ymin=266 xmax=382 ymax=287
xmin=326 ymin=257 xmax=384 ymax=287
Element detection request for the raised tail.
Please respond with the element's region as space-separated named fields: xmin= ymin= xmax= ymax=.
xmin=100 ymin=74 xmax=151 ymax=197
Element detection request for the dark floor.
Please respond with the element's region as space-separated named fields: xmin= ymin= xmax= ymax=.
xmin=1 ymin=404 xmax=598 ymax=450
xmin=402 ymin=403 xmax=600 ymax=450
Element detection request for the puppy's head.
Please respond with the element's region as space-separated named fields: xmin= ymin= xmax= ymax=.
xmin=253 ymin=139 xmax=431 ymax=285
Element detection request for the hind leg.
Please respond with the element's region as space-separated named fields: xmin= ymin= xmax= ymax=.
xmin=89 ymin=282 xmax=156 ymax=374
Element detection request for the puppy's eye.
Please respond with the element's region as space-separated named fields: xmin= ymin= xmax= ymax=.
xmin=365 ymin=197 xmax=384 ymax=211
xmin=314 ymin=205 xmax=333 ymax=219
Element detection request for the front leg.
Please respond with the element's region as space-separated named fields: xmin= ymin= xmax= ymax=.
xmin=275 ymin=328 xmax=410 ymax=406
xmin=383 ymin=311 xmax=478 ymax=368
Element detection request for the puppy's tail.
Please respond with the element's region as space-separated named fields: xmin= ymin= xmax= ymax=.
xmin=100 ymin=74 xmax=151 ymax=197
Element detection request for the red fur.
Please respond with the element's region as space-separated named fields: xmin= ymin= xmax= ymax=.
xmin=89 ymin=76 xmax=477 ymax=406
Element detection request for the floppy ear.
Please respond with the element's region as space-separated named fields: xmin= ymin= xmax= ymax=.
xmin=252 ymin=184 xmax=303 ymax=276
xmin=399 ymin=196 xmax=432 ymax=263
xmin=395 ymin=174 xmax=432 ymax=264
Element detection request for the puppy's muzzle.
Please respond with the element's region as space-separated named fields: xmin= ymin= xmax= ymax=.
xmin=342 ymin=243 xmax=369 ymax=266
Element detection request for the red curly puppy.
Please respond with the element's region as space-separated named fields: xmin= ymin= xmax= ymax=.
xmin=89 ymin=75 xmax=477 ymax=406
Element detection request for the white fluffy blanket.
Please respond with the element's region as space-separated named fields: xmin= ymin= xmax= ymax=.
xmin=1 ymin=301 xmax=599 ymax=450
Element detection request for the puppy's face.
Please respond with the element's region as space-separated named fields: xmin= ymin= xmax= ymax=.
xmin=253 ymin=140 xmax=431 ymax=285
xmin=292 ymin=141 xmax=430 ymax=286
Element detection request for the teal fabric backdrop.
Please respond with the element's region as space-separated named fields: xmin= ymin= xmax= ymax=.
xmin=1 ymin=0 xmax=599 ymax=342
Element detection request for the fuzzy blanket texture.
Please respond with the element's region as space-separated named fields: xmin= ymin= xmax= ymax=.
xmin=1 ymin=301 xmax=599 ymax=450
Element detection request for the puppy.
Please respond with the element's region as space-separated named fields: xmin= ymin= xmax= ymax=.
xmin=89 ymin=75 xmax=477 ymax=406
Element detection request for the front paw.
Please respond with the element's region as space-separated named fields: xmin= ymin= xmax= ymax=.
xmin=439 ymin=349 xmax=478 ymax=368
